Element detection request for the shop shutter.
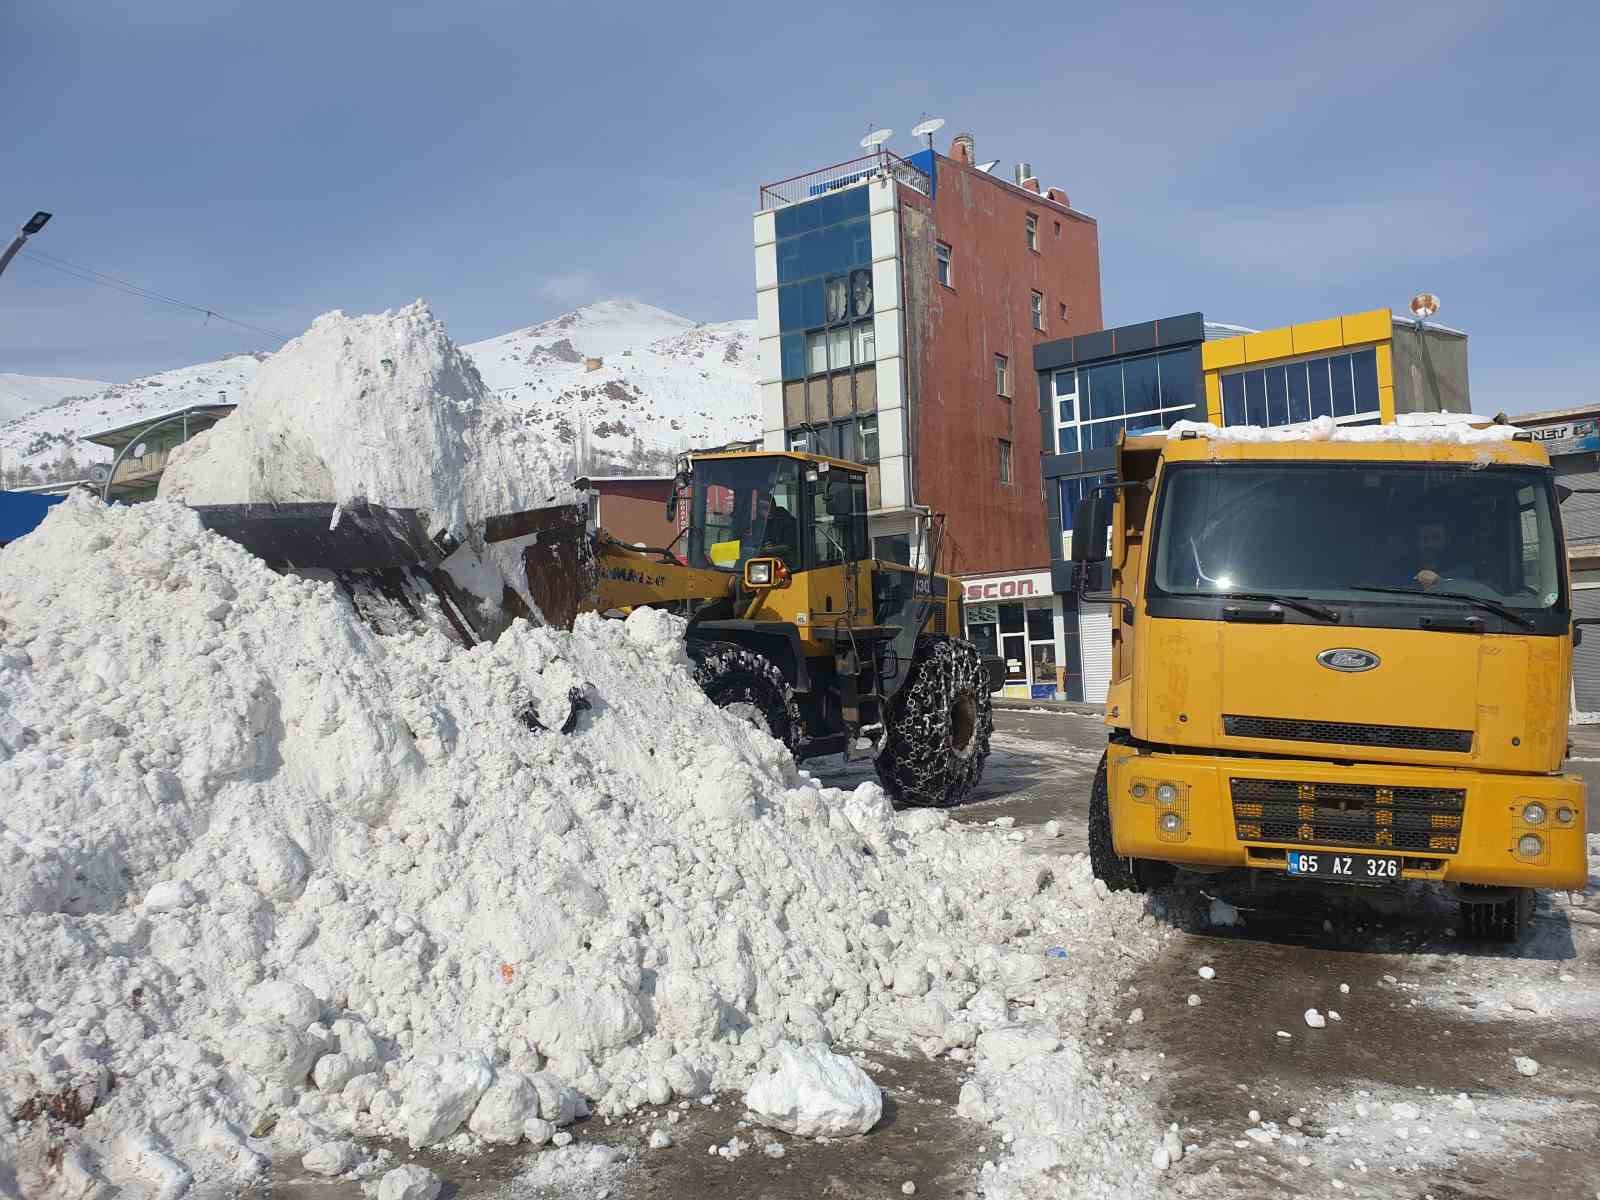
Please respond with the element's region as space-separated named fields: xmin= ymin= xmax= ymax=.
xmin=1079 ymin=603 xmax=1114 ymax=704
xmin=1572 ymin=587 xmax=1600 ymax=720
xmin=1557 ymin=462 xmax=1600 ymax=546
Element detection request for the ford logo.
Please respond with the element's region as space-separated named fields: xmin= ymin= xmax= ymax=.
xmin=1317 ymin=648 xmax=1380 ymax=673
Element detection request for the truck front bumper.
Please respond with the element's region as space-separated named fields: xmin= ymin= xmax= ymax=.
xmin=1105 ymin=744 xmax=1588 ymax=891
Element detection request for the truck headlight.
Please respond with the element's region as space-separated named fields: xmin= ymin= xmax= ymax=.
xmin=1521 ymin=802 xmax=1546 ymax=826
xmin=1517 ymin=834 xmax=1543 ymax=858
xmin=1131 ymin=782 xmax=1148 ymax=800
xmin=1156 ymin=783 xmax=1179 ymax=805
xmin=1555 ymin=806 xmax=1576 ymax=826
xmin=1158 ymin=812 xmax=1183 ymax=834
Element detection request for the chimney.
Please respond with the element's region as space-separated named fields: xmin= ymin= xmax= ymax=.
xmin=951 ymin=132 xmax=975 ymax=164
xmin=1013 ymin=161 xmax=1033 ymax=185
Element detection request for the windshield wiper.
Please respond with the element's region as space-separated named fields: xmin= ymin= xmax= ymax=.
xmin=1213 ymin=591 xmax=1340 ymax=622
xmin=1348 ymin=586 xmax=1536 ymax=631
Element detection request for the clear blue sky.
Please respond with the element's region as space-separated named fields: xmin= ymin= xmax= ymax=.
xmin=4 ymin=1 xmax=1594 ymax=413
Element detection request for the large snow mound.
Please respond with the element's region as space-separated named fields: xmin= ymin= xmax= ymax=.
xmin=157 ymin=302 xmax=565 ymax=540
xmin=0 ymin=495 xmax=1160 ymax=1198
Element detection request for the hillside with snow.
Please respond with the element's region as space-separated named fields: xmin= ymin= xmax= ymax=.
xmin=0 ymin=373 xmax=109 ymax=424
xmin=0 ymin=301 xmax=758 ymax=486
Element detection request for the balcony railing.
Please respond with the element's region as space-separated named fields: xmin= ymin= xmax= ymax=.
xmin=759 ymin=149 xmax=930 ymax=210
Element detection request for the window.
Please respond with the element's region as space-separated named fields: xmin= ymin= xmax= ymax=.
xmin=859 ymin=414 xmax=879 ymax=463
xmin=1054 ymin=348 xmax=1201 ymax=454
xmin=853 ymin=321 xmax=876 ymax=365
xmin=1219 ymin=347 xmax=1384 ymax=429
xmin=1059 ymin=301 xmax=1069 ymax=322
xmin=995 ymin=354 xmax=1010 ymax=397
xmin=1025 ymin=213 xmax=1038 ymax=252
xmin=936 ymin=242 xmax=952 ymax=287
xmin=874 ymin=533 xmax=911 ymax=565
xmin=998 ymin=438 xmax=1013 ymax=484
xmin=1053 ymin=220 xmax=1062 ymax=238
xmin=1030 ymin=290 xmax=1045 ymax=331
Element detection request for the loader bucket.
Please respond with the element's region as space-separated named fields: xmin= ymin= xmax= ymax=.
xmin=192 ymin=502 xmax=443 ymax=570
xmin=484 ymin=503 xmax=596 ymax=630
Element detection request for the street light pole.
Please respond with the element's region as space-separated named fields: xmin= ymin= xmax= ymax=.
xmin=0 ymin=212 xmax=53 ymax=281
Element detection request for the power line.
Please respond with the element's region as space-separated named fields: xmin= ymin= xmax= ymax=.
xmin=17 ymin=248 xmax=292 ymax=344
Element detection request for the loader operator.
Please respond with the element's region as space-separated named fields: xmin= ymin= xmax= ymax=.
xmin=747 ymin=494 xmax=798 ymax=567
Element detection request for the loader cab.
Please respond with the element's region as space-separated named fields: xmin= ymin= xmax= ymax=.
xmin=685 ymin=451 xmax=869 ymax=577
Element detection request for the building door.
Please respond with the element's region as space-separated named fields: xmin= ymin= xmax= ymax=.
xmin=1027 ymin=604 xmax=1057 ymax=699
xmin=1079 ymin=603 xmax=1113 ymax=704
xmin=1573 ymin=585 xmax=1600 ymax=720
xmin=998 ymin=602 xmax=1028 ymax=688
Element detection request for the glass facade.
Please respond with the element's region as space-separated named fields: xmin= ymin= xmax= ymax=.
xmin=1220 ymin=347 xmax=1380 ymax=428
xmin=1053 ymin=346 xmax=1200 ymax=454
xmin=774 ymin=185 xmax=879 ymax=470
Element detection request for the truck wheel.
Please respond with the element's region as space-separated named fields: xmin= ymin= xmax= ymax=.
xmin=692 ymin=642 xmax=803 ymax=756
xmin=876 ymin=637 xmax=993 ymax=807
xmin=1459 ymin=887 xmax=1534 ymax=942
xmin=1088 ymin=753 xmax=1143 ymax=892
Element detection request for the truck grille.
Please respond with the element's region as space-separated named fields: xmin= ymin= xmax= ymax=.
xmin=1230 ymin=777 xmax=1465 ymax=854
xmin=1223 ymin=714 xmax=1472 ymax=753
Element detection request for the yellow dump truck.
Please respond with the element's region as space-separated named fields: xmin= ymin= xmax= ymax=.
xmin=1068 ymin=427 xmax=1588 ymax=940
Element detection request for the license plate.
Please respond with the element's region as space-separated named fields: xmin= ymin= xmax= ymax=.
xmin=1286 ymin=851 xmax=1402 ymax=883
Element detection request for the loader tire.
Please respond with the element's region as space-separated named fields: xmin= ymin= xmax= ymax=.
xmin=1089 ymin=753 xmax=1144 ymax=892
xmin=876 ymin=637 xmax=993 ymax=808
xmin=1460 ymin=886 xmax=1534 ymax=943
xmin=692 ymin=641 xmax=803 ymax=756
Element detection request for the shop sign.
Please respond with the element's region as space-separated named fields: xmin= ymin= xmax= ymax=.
xmin=1527 ymin=418 xmax=1600 ymax=456
xmin=966 ymin=604 xmax=998 ymax=625
xmin=1031 ymin=683 xmax=1058 ymax=701
xmin=963 ymin=571 xmax=1050 ymax=602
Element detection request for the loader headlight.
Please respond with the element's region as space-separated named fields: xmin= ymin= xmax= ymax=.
xmin=1521 ymin=802 xmax=1546 ymax=826
xmin=1517 ymin=834 xmax=1543 ymax=859
xmin=745 ymin=559 xmax=773 ymax=586
xmin=1156 ymin=783 xmax=1179 ymax=806
xmin=1555 ymin=806 xmax=1576 ymax=826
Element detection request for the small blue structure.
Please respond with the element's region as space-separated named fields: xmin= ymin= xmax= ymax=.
xmin=0 ymin=489 xmax=68 ymax=548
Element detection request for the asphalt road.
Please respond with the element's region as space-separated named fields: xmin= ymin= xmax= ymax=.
xmin=825 ymin=707 xmax=1600 ymax=1200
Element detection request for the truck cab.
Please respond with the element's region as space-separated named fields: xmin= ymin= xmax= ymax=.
xmin=1071 ymin=427 xmax=1587 ymax=939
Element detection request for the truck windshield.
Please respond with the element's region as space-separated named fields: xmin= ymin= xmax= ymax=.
xmin=687 ymin=456 xmax=803 ymax=573
xmin=1149 ymin=463 xmax=1563 ymax=612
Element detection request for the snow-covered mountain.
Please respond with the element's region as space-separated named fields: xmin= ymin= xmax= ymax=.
xmin=0 ymin=301 xmax=757 ymax=485
xmin=0 ymin=374 xmax=109 ymax=424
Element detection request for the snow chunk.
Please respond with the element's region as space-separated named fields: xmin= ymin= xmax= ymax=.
xmin=1305 ymin=1009 xmax=1327 ymax=1029
xmin=399 ymin=1054 xmax=494 ymax=1147
xmin=1513 ymin=1055 xmax=1540 ymax=1077
xmin=378 ymin=1164 xmax=441 ymax=1200
xmin=1167 ymin=412 xmax=1522 ymax=446
xmin=744 ymin=1043 xmax=882 ymax=1137
xmin=975 ymin=1022 xmax=1061 ymax=1070
xmin=301 ymin=1141 xmax=358 ymax=1177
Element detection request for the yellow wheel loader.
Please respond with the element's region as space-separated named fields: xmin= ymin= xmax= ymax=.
xmin=548 ymin=449 xmax=1003 ymax=807
xmin=190 ymin=449 xmax=1003 ymax=808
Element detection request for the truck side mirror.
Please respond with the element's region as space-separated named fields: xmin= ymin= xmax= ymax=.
xmin=1070 ymin=493 xmax=1110 ymax=562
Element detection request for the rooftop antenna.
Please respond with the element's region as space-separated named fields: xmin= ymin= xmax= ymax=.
xmin=859 ymin=127 xmax=893 ymax=156
xmin=911 ymin=116 xmax=945 ymax=153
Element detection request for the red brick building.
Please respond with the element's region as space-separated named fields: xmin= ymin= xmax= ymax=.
xmin=755 ymin=130 xmax=1102 ymax=695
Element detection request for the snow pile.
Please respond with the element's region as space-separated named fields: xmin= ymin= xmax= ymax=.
xmin=159 ymin=302 xmax=564 ymax=541
xmin=1168 ymin=411 xmax=1522 ymax=445
xmin=0 ymin=495 xmax=1161 ymax=1197
xmin=744 ymin=1043 xmax=881 ymax=1137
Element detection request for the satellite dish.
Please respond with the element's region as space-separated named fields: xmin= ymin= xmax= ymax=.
xmin=859 ymin=128 xmax=893 ymax=151
xmin=1409 ymin=292 xmax=1440 ymax=320
xmin=88 ymin=463 xmax=110 ymax=485
xmin=976 ymin=159 xmax=1000 ymax=174
xmin=911 ymin=116 xmax=945 ymax=140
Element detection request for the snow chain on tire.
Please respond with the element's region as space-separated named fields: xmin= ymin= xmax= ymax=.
xmin=1088 ymin=752 xmax=1143 ymax=892
xmin=691 ymin=641 xmax=804 ymax=757
xmin=876 ymin=636 xmax=993 ymax=808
